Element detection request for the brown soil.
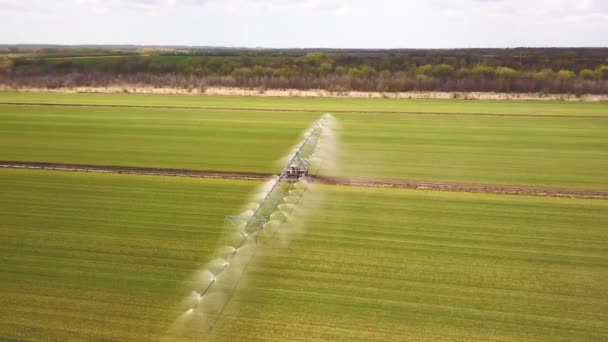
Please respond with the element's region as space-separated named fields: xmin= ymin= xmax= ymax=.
xmin=2 ymin=86 xmax=608 ymax=102
xmin=2 ymin=161 xmax=606 ymax=200
xmin=0 ymin=161 xmax=270 ymax=181
xmin=316 ymin=176 xmax=608 ymax=200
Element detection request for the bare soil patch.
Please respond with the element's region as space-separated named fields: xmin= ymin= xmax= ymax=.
xmin=0 ymin=161 xmax=270 ymax=181
xmin=1 ymin=85 xmax=607 ymax=102
xmin=317 ymin=176 xmax=608 ymax=200
xmin=2 ymin=161 xmax=606 ymax=200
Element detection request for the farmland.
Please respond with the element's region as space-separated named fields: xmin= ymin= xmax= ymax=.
xmin=216 ymin=185 xmax=608 ymax=341
xmin=2 ymin=91 xmax=608 ymax=116
xmin=1 ymin=92 xmax=607 ymax=341
xmin=1 ymin=170 xmax=606 ymax=341
xmin=0 ymin=169 xmax=256 ymax=341
xmin=1 ymin=93 xmax=608 ymax=189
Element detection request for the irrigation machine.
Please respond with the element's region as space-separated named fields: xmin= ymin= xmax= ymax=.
xmin=186 ymin=115 xmax=331 ymax=321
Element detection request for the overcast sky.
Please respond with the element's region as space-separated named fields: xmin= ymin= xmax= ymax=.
xmin=0 ymin=0 xmax=606 ymax=48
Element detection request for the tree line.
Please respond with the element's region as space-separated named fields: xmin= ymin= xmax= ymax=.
xmin=1 ymin=49 xmax=608 ymax=94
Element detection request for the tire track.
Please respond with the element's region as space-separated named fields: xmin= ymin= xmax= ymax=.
xmin=1 ymin=161 xmax=607 ymax=200
xmin=0 ymin=161 xmax=270 ymax=181
xmin=316 ymin=176 xmax=608 ymax=200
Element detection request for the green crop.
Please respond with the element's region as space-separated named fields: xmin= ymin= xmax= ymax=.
xmin=215 ymin=185 xmax=608 ymax=341
xmin=1 ymin=93 xmax=607 ymax=188
xmin=2 ymin=170 xmax=606 ymax=341
xmin=0 ymin=169 xmax=256 ymax=341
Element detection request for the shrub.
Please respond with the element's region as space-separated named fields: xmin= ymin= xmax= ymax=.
xmin=379 ymin=70 xmax=392 ymax=78
xmin=495 ymin=67 xmax=518 ymax=79
xmin=0 ymin=58 xmax=14 ymax=72
xmin=579 ymin=69 xmax=596 ymax=80
xmin=416 ymin=64 xmax=433 ymax=76
xmin=232 ymin=67 xmax=253 ymax=80
xmin=304 ymin=52 xmax=331 ymax=65
xmin=472 ymin=65 xmax=495 ymax=80
xmin=596 ymin=65 xmax=608 ymax=80
xmin=534 ymin=69 xmax=556 ymax=80
xmin=557 ymin=70 xmax=576 ymax=81
xmin=348 ymin=67 xmax=363 ymax=78
xmin=360 ymin=66 xmax=377 ymax=78
xmin=456 ymin=67 xmax=471 ymax=79
xmin=319 ymin=62 xmax=334 ymax=75
xmin=430 ymin=64 xmax=455 ymax=80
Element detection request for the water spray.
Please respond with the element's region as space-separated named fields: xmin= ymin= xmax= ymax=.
xmin=166 ymin=114 xmax=337 ymax=339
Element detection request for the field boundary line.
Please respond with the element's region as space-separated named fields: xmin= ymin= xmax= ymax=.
xmin=2 ymin=161 xmax=607 ymax=200
xmin=0 ymin=102 xmax=605 ymax=119
xmin=0 ymin=161 xmax=271 ymax=181
xmin=317 ymin=176 xmax=608 ymax=200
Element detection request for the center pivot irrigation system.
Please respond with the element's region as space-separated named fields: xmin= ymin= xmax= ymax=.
xmin=182 ymin=114 xmax=334 ymax=329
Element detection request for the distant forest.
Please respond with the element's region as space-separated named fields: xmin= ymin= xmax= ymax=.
xmin=1 ymin=46 xmax=608 ymax=94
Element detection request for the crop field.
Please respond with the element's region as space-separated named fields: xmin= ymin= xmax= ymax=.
xmin=1 ymin=92 xmax=607 ymax=341
xmin=0 ymin=169 xmax=257 ymax=341
xmin=3 ymin=91 xmax=608 ymax=116
xmin=1 ymin=93 xmax=608 ymax=189
xmin=1 ymin=170 xmax=606 ymax=341
xmin=216 ymin=186 xmax=608 ymax=341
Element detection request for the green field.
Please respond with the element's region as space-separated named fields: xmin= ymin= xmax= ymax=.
xmin=217 ymin=185 xmax=608 ymax=341
xmin=1 ymin=93 xmax=608 ymax=189
xmin=0 ymin=169 xmax=256 ymax=341
xmin=2 ymin=91 xmax=607 ymax=116
xmin=1 ymin=93 xmax=607 ymax=341
xmin=1 ymin=170 xmax=606 ymax=341
xmin=0 ymin=104 xmax=313 ymax=173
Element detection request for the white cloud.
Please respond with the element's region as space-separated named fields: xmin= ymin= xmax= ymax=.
xmin=0 ymin=0 xmax=606 ymax=47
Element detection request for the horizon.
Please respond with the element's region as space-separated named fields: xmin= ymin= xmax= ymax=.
xmin=3 ymin=44 xmax=608 ymax=50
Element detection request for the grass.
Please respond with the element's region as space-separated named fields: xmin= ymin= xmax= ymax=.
xmin=1 ymin=91 xmax=608 ymax=116
xmin=0 ymin=104 xmax=313 ymax=172
xmin=0 ymin=169 xmax=256 ymax=341
xmin=339 ymin=112 xmax=608 ymax=189
xmin=2 ymin=169 xmax=606 ymax=341
xmin=216 ymin=185 xmax=608 ymax=341
xmin=2 ymin=92 xmax=606 ymax=341
xmin=1 ymin=98 xmax=607 ymax=189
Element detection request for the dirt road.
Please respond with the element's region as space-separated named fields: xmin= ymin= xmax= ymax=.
xmin=2 ymin=161 xmax=606 ymax=200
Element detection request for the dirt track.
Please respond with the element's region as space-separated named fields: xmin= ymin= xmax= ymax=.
xmin=2 ymin=161 xmax=607 ymax=200
xmin=2 ymin=86 xmax=608 ymax=102
xmin=0 ymin=161 xmax=270 ymax=181
xmin=316 ymin=176 xmax=608 ymax=200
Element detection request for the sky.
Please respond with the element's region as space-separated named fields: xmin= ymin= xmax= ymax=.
xmin=0 ymin=0 xmax=606 ymax=48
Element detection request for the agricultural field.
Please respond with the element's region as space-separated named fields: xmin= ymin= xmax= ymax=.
xmin=1 ymin=170 xmax=606 ymax=341
xmin=0 ymin=169 xmax=256 ymax=341
xmin=216 ymin=186 xmax=608 ymax=341
xmin=1 ymin=92 xmax=607 ymax=341
xmin=3 ymin=91 xmax=608 ymax=116
xmin=1 ymin=93 xmax=608 ymax=188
